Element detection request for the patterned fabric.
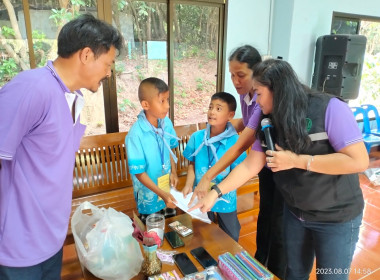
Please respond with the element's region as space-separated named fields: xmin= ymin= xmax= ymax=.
xmin=183 ymin=124 xmax=246 ymax=213
xmin=125 ymin=110 xmax=179 ymax=214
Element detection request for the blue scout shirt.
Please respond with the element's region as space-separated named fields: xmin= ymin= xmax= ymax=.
xmin=183 ymin=123 xmax=247 ymax=213
xmin=125 ymin=110 xmax=179 ymax=214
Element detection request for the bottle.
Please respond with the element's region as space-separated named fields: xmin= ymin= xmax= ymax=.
xmin=146 ymin=213 xmax=165 ymax=247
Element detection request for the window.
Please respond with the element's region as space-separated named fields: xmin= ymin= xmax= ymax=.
xmin=0 ymin=0 xmax=30 ymax=86
xmin=331 ymin=13 xmax=380 ymax=108
xmin=0 ymin=0 xmax=227 ymax=135
xmin=112 ymin=1 xmax=169 ymax=132
xmin=111 ymin=0 xmax=225 ymax=132
xmin=172 ymin=3 xmax=220 ymax=126
xmin=331 ymin=17 xmax=359 ymax=35
xmin=1 ymin=0 xmax=107 ymax=135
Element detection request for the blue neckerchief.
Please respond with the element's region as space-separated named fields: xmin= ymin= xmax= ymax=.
xmin=190 ymin=122 xmax=237 ymax=161
xmin=139 ymin=111 xmax=180 ymax=164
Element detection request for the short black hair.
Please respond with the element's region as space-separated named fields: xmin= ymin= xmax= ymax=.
xmin=138 ymin=77 xmax=169 ymax=102
xmin=211 ymin=92 xmax=237 ymax=112
xmin=57 ymin=14 xmax=123 ymax=58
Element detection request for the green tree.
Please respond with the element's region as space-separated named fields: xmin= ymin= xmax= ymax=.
xmin=358 ymin=21 xmax=380 ymax=106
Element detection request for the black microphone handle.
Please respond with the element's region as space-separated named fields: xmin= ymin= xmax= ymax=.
xmin=263 ymin=128 xmax=275 ymax=151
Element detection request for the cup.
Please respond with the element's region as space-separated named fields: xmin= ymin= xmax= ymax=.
xmin=146 ymin=213 xmax=165 ymax=247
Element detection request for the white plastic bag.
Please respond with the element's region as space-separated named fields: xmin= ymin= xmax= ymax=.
xmin=71 ymin=201 xmax=143 ymax=280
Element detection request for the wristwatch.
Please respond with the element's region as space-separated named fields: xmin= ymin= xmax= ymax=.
xmin=211 ymin=184 xmax=223 ymax=198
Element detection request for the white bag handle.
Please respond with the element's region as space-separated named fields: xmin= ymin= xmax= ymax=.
xmin=71 ymin=201 xmax=104 ymax=258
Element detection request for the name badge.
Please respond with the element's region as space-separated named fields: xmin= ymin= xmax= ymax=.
xmin=157 ymin=173 xmax=170 ymax=200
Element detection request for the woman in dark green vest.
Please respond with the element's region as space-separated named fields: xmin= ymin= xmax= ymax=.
xmin=190 ymin=59 xmax=369 ymax=280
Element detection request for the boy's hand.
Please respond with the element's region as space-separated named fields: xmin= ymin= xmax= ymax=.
xmin=182 ymin=184 xmax=193 ymax=199
xmin=162 ymin=192 xmax=177 ymax=209
xmin=170 ymin=172 xmax=178 ymax=189
xmin=188 ymin=177 xmax=210 ymax=206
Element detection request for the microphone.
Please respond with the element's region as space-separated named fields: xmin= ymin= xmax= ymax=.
xmin=261 ymin=118 xmax=275 ymax=151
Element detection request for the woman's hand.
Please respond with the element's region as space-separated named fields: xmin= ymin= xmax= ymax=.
xmin=188 ymin=189 xmax=219 ymax=213
xmin=265 ymin=144 xmax=297 ymax=172
xmin=188 ymin=176 xmax=211 ymax=206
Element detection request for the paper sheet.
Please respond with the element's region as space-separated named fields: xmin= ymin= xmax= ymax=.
xmin=170 ymin=189 xmax=212 ymax=224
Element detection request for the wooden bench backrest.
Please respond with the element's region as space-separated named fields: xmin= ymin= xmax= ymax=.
xmin=73 ymin=132 xmax=129 ymax=198
xmin=67 ymin=120 xmax=259 ymax=245
xmin=174 ymin=124 xmax=198 ymax=176
xmin=72 ymin=125 xmax=198 ymax=200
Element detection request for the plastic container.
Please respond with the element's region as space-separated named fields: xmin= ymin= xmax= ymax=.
xmin=146 ymin=213 xmax=165 ymax=246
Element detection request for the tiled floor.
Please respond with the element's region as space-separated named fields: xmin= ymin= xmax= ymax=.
xmin=63 ymin=157 xmax=380 ymax=280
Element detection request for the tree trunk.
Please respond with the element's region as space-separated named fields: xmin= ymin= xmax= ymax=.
xmin=59 ymin=0 xmax=69 ymax=9
xmin=173 ymin=5 xmax=180 ymax=43
xmin=127 ymin=0 xmax=143 ymax=47
xmin=155 ymin=3 xmax=166 ymax=40
xmin=147 ymin=3 xmax=152 ymax=40
xmin=47 ymin=0 xmax=70 ymax=60
xmin=3 ymin=0 xmax=29 ymax=70
xmin=0 ymin=33 xmax=29 ymax=70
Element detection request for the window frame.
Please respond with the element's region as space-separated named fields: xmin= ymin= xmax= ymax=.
xmin=102 ymin=0 xmax=228 ymax=132
xmin=17 ymin=0 xmax=228 ymax=134
xmin=331 ymin=11 xmax=380 ymax=35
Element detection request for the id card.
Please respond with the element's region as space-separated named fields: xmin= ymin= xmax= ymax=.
xmin=158 ymin=173 xmax=170 ymax=192
xmin=157 ymin=173 xmax=170 ymax=201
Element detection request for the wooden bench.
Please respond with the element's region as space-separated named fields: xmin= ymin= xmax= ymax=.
xmin=65 ymin=120 xmax=259 ymax=245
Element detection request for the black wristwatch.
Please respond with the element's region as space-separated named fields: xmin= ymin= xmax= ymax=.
xmin=211 ymin=184 xmax=223 ymax=198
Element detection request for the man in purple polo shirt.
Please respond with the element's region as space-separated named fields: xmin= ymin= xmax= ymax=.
xmin=0 ymin=14 xmax=122 ymax=279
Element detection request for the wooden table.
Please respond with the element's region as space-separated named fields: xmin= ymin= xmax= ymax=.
xmin=80 ymin=213 xmax=276 ymax=279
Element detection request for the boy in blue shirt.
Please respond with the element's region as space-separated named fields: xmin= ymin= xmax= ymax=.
xmin=126 ymin=77 xmax=179 ymax=223
xmin=182 ymin=92 xmax=246 ymax=241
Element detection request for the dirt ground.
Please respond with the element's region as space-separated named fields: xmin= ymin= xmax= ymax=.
xmin=81 ymin=57 xmax=217 ymax=135
xmin=116 ymin=57 xmax=217 ymax=131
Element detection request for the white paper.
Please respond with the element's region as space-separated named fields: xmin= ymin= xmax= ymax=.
xmin=170 ymin=188 xmax=212 ymax=224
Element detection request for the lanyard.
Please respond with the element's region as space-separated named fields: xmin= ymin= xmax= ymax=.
xmin=207 ymin=142 xmax=221 ymax=168
xmin=148 ymin=121 xmax=166 ymax=172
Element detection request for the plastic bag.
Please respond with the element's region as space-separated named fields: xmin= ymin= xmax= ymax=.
xmin=71 ymin=201 xmax=143 ymax=280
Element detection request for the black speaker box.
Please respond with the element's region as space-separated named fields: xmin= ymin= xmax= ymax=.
xmin=311 ymin=34 xmax=366 ymax=100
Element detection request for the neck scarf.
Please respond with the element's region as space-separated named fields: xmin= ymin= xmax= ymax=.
xmin=141 ymin=113 xmax=180 ymax=164
xmin=190 ymin=122 xmax=237 ymax=162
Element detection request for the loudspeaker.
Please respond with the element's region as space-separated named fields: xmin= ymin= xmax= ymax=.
xmin=311 ymin=34 xmax=366 ymax=100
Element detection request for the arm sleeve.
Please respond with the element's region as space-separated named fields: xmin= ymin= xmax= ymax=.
xmin=125 ymin=133 xmax=146 ymax=175
xmin=245 ymin=102 xmax=262 ymax=130
xmin=325 ymin=98 xmax=363 ymax=152
xmin=0 ymin=79 xmax=44 ymax=160
xmin=252 ymin=139 xmax=264 ymax=153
